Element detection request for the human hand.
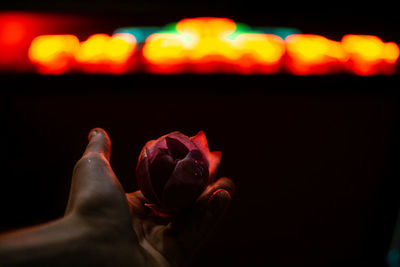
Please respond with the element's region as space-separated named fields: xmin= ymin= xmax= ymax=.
xmin=66 ymin=128 xmax=235 ymax=266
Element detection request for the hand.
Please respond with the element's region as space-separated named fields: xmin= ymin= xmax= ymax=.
xmin=68 ymin=128 xmax=235 ymax=266
xmin=0 ymin=128 xmax=234 ymax=267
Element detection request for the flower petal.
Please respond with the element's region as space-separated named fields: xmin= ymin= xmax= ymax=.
xmin=162 ymin=152 xmax=209 ymax=209
xmin=149 ymin=148 xmax=176 ymax=199
xmin=166 ymin=136 xmax=189 ymax=159
xmin=208 ymin=151 xmax=222 ymax=182
xmin=190 ymin=130 xmax=210 ymax=154
xmin=136 ymin=148 xmax=160 ymax=204
xmin=166 ymin=131 xmax=197 ymax=150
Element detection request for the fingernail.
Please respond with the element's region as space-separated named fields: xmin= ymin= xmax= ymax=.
xmin=210 ymin=189 xmax=230 ymax=214
xmin=88 ymin=129 xmax=100 ymax=140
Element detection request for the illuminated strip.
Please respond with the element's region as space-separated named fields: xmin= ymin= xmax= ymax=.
xmin=29 ymin=33 xmax=137 ymax=74
xmin=26 ymin=17 xmax=400 ymax=75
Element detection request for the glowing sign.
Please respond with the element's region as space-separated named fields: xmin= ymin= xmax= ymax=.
xmin=21 ymin=16 xmax=400 ymax=75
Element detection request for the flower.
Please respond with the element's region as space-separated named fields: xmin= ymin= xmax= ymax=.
xmin=136 ymin=131 xmax=221 ymax=215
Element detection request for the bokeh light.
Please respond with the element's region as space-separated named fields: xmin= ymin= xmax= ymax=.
xmin=75 ymin=33 xmax=136 ymax=74
xmin=17 ymin=16 xmax=400 ymax=75
xmin=342 ymin=35 xmax=400 ymax=75
xmin=285 ymin=34 xmax=347 ymax=75
xmin=28 ymin=35 xmax=79 ymax=74
xmin=232 ymin=34 xmax=285 ymax=73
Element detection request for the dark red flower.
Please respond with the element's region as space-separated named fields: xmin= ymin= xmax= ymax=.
xmin=136 ymin=131 xmax=221 ymax=215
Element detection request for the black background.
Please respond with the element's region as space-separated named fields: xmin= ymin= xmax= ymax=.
xmin=2 ymin=1 xmax=400 ymax=266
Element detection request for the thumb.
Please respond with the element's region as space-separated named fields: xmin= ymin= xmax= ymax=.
xmin=65 ymin=128 xmax=126 ymax=216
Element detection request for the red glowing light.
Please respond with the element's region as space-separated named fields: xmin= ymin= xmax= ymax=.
xmin=0 ymin=20 xmax=26 ymax=45
xmin=0 ymin=12 xmax=89 ymax=71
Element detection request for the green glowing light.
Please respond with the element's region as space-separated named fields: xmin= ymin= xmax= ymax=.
xmin=387 ymin=250 xmax=400 ymax=267
xmin=253 ymin=27 xmax=301 ymax=39
xmin=114 ymin=27 xmax=162 ymax=42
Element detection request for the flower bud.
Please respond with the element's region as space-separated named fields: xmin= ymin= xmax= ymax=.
xmin=136 ymin=131 xmax=221 ymax=215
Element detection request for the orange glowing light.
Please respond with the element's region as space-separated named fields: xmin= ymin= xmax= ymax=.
xmin=285 ymin=34 xmax=347 ymax=75
xmin=28 ymin=34 xmax=79 ymax=74
xmin=342 ymin=34 xmax=400 ymax=75
xmin=75 ymin=33 xmax=136 ymax=73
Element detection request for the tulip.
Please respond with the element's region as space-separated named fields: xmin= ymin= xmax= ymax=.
xmin=136 ymin=131 xmax=221 ymax=215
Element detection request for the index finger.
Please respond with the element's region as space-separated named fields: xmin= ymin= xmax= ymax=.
xmin=83 ymin=128 xmax=112 ymax=161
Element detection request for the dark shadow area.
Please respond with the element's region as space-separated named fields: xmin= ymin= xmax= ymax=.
xmin=2 ymin=74 xmax=400 ymax=266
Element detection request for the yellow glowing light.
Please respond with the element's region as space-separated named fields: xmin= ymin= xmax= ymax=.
xmin=177 ymin=17 xmax=236 ymax=39
xmin=234 ymin=34 xmax=285 ymax=64
xmin=106 ymin=33 xmax=136 ymax=63
xmin=382 ymin=42 xmax=399 ymax=63
xmin=174 ymin=17 xmax=239 ymax=61
xmin=341 ymin=35 xmax=399 ymax=75
xmin=28 ymin=34 xmax=79 ymax=74
xmin=142 ymin=33 xmax=190 ymax=64
xmin=285 ymin=34 xmax=347 ymax=74
xmin=75 ymin=34 xmax=110 ymax=63
xmin=341 ymin=35 xmax=385 ymax=61
xmin=74 ymin=33 xmax=136 ymax=73
xmin=188 ymin=36 xmax=238 ymax=61
xmin=286 ymin=35 xmax=335 ymax=62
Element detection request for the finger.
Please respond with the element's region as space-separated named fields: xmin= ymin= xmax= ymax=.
xmin=66 ymin=129 xmax=126 ymax=215
xmin=126 ymin=191 xmax=172 ymax=225
xmin=171 ymin=189 xmax=231 ymax=252
xmin=126 ymin=190 xmax=151 ymax=218
xmin=196 ymin=177 xmax=235 ymax=207
xmin=83 ymin=128 xmax=111 ymax=161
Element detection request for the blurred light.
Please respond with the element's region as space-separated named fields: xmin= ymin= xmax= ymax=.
xmin=75 ymin=33 xmax=136 ymax=74
xmin=0 ymin=20 xmax=26 ymax=45
xmin=176 ymin=17 xmax=239 ymax=65
xmin=0 ymin=13 xmax=35 ymax=69
xmin=342 ymin=35 xmax=399 ymax=75
xmin=253 ymin=27 xmax=301 ymax=39
xmin=285 ymin=34 xmax=347 ymax=75
xmin=28 ymin=35 xmax=79 ymax=74
xmin=9 ymin=14 xmax=400 ymax=75
xmin=232 ymin=34 xmax=285 ymax=73
xmin=0 ymin=12 xmax=88 ymax=71
xmin=176 ymin=17 xmax=236 ymax=39
xmin=142 ymin=33 xmax=191 ymax=73
xmin=105 ymin=33 xmax=136 ymax=64
xmin=114 ymin=27 xmax=161 ymax=43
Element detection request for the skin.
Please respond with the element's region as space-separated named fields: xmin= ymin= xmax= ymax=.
xmin=0 ymin=128 xmax=235 ymax=267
